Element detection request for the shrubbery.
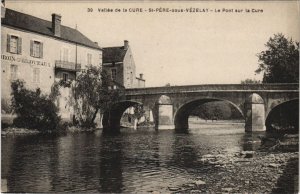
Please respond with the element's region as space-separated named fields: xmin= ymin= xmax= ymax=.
xmin=71 ymin=66 xmax=124 ymax=128
xmin=11 ymin=80 xmax=61 ymax=132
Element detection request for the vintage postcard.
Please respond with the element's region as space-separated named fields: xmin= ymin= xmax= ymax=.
xmin=1 ymin=0 xmax=299 ymax=193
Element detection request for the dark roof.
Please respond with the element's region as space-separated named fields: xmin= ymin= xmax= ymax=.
xmin=103 ymin=46 xmax=127 ymax=63
xmin=2 ymin=8 xmax=101 ymax=50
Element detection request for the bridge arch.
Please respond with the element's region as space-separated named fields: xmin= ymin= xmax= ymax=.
xmin=102 ymin=100 xmax=142 ymax=133
xmin=174 ymin=98 xmax=244 ymax=132
xmin=265 ymin=99 xmax=299 ymax=132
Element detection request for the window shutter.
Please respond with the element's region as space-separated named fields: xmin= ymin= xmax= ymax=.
xmin=7 ymin=35 xmax=10 ymax=52
xmin=30 ymin=40 xmax=34 ymax=56
xmin=17 ymin=37 xmax=22 ymax=54
xmin=40 ymin=42 xmax=43 ymax=58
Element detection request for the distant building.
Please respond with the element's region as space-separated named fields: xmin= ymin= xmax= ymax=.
xmin=102 ymin=40 xmax=145 ymax=88
xmin=1 ymin=7 xmax=102 ymax=120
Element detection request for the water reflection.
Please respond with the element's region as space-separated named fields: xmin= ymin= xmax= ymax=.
xmin=168 ymin=133 xmax=200 ymax=169
xmin=6 ymin=135 xmax=58 ymax=192
xmin=242 ymin=132 xmax=264 ymax=152
xmin=98 ymin=135 xmax=124 ymax=193
xmin=2 ymin=125 xmax=279 ymax=193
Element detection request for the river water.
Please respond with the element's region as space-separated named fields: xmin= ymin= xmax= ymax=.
xmin=2 ymin=122 xmax=269 ymax=193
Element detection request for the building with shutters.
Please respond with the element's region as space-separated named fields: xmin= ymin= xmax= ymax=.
xmin=1 ymin=7 xmax=102 ymax=120
xmin=103 ymin=40 xmax=145 ymax=89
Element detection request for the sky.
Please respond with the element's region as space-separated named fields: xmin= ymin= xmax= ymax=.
xmin=6 ymin=1 xmax=300 ymax=87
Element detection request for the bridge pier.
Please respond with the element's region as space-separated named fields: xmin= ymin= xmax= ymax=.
xmin=155 ymin=95 xmax=175 ymax=130
xmin=102 ymin=110 xmax=122 ymax=134
xmin=245 ymin=93 xmax=266 ymax=132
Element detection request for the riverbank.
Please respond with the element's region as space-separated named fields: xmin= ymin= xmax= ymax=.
xmin=166 ymin=134 xmax=299 ymax=194
xmin=189 ymin=117 xmax=244 ymax=124
xmin=1 ymin=126 xmax=100 ymax=136
xmin=169 ymin=151 xmax=298 ymax=193
xmin=1 ymin=127 xmax=40 ymax=136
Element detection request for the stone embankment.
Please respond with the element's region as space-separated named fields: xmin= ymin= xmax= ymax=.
xmin=166 ymin=151 xmax=298 ymax=193
xmin=166 ymin=134 xmax=299 ymax=193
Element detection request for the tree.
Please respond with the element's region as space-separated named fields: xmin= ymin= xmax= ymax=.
xmin=255 ymin=33 xmax=299 ymax=83
xmin=11 ymin=80 xmax=61 ymax=132
xmin=132 ymin=104 xmax=145 ymax=129
xmin=71 ymin=66 xmax=124 ymax=128
xmin=98 ymin=69 xmax=124 ymax=127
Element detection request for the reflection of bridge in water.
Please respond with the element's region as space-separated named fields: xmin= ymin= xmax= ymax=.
xmin=102 ymin=84 xmax=299 ymax=133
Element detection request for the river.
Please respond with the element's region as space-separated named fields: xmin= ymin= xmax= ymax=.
xmin=1 ymin=121 xmax=297 ymax=193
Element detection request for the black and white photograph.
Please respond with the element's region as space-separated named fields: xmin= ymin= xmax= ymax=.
xmin=1 ymin=0 xmax=299 ymax=193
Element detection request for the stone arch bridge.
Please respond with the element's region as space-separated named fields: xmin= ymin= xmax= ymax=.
xmin=102 ymin=84 xmax=299 ymax=133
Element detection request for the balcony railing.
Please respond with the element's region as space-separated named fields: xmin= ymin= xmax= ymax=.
xmin=55 ymin=60 xmax=81 ymax=72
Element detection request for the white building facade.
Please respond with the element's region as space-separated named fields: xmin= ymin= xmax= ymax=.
xmin=1 ymin=8 xmax=102 ymax=121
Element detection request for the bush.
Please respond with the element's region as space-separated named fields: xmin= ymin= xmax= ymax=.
xmin=11 ymin=80 xmax=61 ymax=132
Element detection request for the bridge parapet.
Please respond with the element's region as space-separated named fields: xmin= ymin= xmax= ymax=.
xmin=125 ymin=83 xmax=299 ymax=95
xmin=102 ymin=83 xmax=299 ymax=133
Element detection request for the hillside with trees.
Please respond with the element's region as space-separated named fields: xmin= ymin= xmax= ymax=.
xmin=190 ymin=101 xmax=243 ymax=121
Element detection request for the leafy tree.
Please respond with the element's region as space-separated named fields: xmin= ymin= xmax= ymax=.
xmin=11 ymin=80 xmax=61 ymax=132
xmin=255 ymin=33 xmax=299 ymax=83
xmin=241 ymin=79 xmax=261 ymax=84
xmin=98 ymin=69 xmax=124 ymax=117
xmin=70 ymin=66 xmax=124 ymax=128
xmin=132 ymin=104 xmax=145 ymax=129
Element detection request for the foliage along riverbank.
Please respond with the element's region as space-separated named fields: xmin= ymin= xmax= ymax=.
xmin=1 ymin=125 xmax=100 ymax=136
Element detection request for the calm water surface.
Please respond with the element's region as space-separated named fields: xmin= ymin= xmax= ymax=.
xmin=2 ymin=123 xmax=265 ymax=193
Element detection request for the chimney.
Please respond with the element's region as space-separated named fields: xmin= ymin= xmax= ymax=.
xmin=139 ymin=73 xmax=143 ymax=80
xmin=94 ymin=42 xmax=98 ymax=45
xmin=52 ymin=13 xmax=61 ymax=37
xmin=1 ymin=2 xmax=6 ymax=18
xmin=124 ymin=40 xmax=129 ymax=50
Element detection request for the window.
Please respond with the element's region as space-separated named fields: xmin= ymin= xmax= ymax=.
xmin=111 ymin=69 xmax=117 ymax=80
xmin=33 ymin=68 xmax=40 ymax=83
xmin=10 ymin=65 xmax=18 ymax=80
xmin=61 ymin=47 xmax=69 ymax=62
xmin=30 ymin=40 xmax=43 ymax=58
xmin=7 ymin=35 xmax=22 ymax=54
xmin=87 ymin=53 xmax=92 ymax=65
xmin=10 ymin=36 xmax=18 ymax=53
xmin=63 ymin=73 xmax=69 ymax=82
